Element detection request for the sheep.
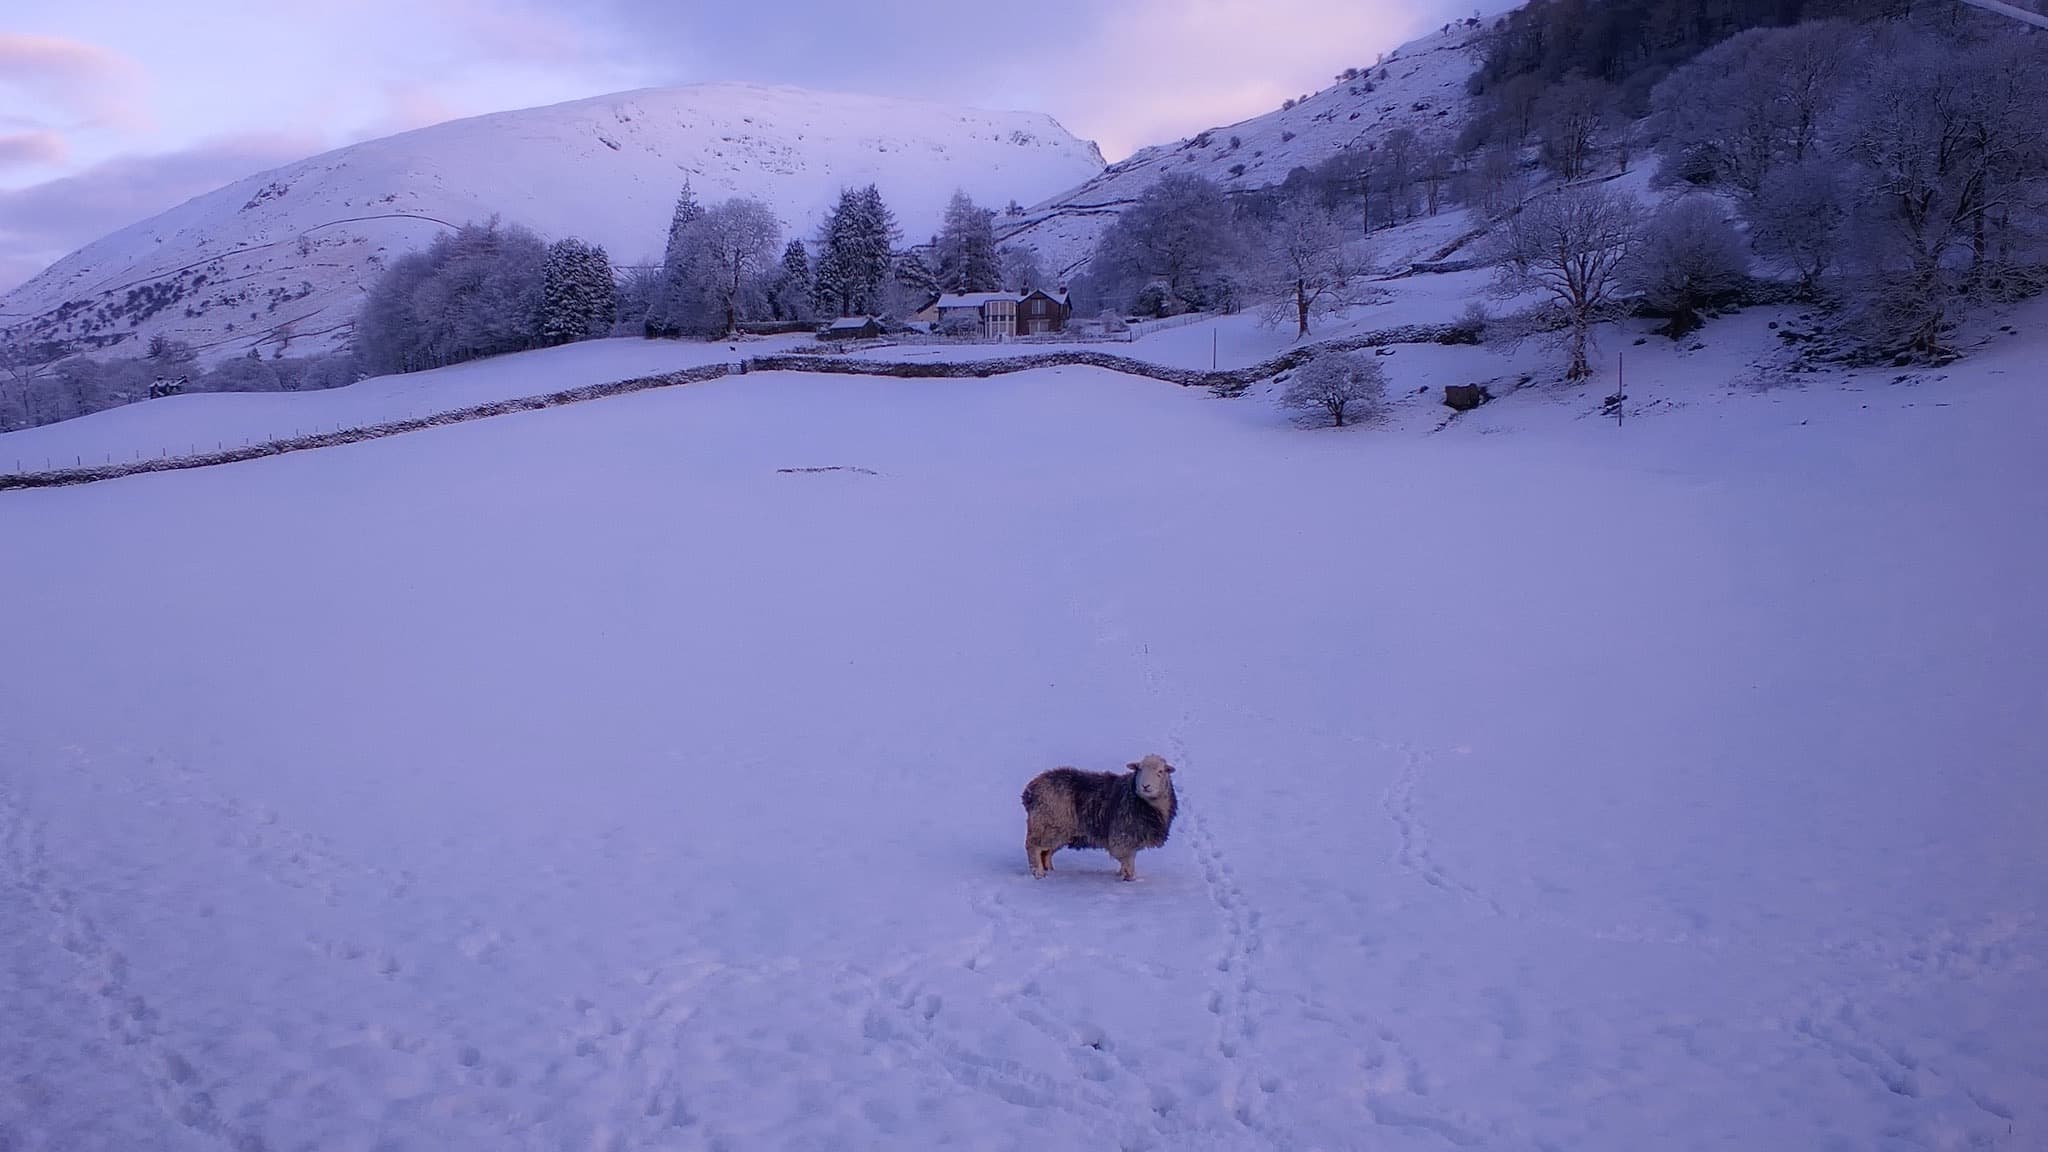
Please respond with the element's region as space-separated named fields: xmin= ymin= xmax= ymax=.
xmin=1020 ymin=754 xmax=1178 ymax=881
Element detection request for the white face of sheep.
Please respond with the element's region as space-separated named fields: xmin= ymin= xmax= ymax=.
xmin=1130 ymin=755 xmax=1176 ymax=801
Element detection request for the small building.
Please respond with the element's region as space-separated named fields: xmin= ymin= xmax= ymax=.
xmin=818 ymin=316 xmax=885 ymax=341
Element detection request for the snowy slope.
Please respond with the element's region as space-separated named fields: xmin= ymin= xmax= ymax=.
xmin=3 ymin=301 xmax=2045 ymax=1149
xmin=1003 ymin=20 xmax=1491 ymax=278
xmin=0 ymin=84 xmax=1105 ymax=365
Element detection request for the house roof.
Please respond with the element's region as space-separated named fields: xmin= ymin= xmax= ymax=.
xmin=823 ymin=316 xmax=881 ymax=331
xmin=935 ymin=292 xmax=1021 ymax=310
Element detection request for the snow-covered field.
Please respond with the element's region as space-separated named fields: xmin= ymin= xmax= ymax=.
xmin=0 ymin=337 xmax=803 ymax=471
xmin=3 ymin=320 xmax=2044 ymax=1150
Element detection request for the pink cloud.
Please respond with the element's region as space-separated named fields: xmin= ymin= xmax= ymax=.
xmin=0 ymin=33 xmax=151 ymax=133
xmin=0 ymin=131 xmax=69 ymax=171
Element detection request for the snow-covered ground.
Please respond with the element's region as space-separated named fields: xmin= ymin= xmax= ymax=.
xmin=1003 ymin=22 xmax=1490 ymax=278
xmin=3 ymin=301 xmax=2043 ymax=1149
xmin=0 ymin=337 xmax=801 ymax=470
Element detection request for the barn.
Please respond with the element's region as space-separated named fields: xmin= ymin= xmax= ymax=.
xmin=818 ymin=316 xmax=885 ymax=341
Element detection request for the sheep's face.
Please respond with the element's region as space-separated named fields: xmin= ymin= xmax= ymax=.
xmin=1130 ymin=754 xmax=1176 ymax=801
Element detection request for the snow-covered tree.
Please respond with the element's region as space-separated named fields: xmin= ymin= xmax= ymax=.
xmin=1624 ymin=197 xmax=1750 ymax=339
xmin=1084 ymin=173 xmax=1242 ymax=316
xmin=612 ymin=264 xmax=664 ymax=335
xmin=1839 ymin=28 xmax=2048 ymax=357
xmin=881 ymin=248 xmax=939 ymax=319
xmin=1745 ymin=160 xmax=1849 ymax=297
xmin=1492 ymin=185 xmax=1641 ymax=380
xmin=934 ymin=190 xmax=1001 ymax=292
xmin=1255 ymin=197 xmax=1355 ymax=338
xmin=356 ymin=217 xmax=548 ymax=374
xmin=539 ymin=238 xmax=617 ymax=346
xmin=1536 ymin=76 xmax=1612 ymax=182
xmin=647 ymin=181 xmax=705 ymax=337
xmin=1418 ymin=137 xmax=1455 ymax=217
xmin=813 ymin=184 xmax=899 ymax=317
xmin=1376 ymin=128 xmax=1423 ymax=224
xmin=685 ymin=198 xmax=781 ymax=338
xmin=772 ymin=239 xmax=814 ymax=321
xmin=1650 ymin=23 xmax=1857 ymax=195
xmin=1280 ymin=349 xmax=1387 ymax=428
xmin=997 ymin=244 xmax=1047 ymax=292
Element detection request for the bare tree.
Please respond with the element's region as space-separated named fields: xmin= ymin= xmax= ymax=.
xmin=997 ymin=244 xmax=1048 ymax=292
xmin=1536 ymin=76 xmax=1613 ymax=182
xmin=1746 ymin=160 xmax=1850 ymax=297
xmin=688 ymin=198 xmax=782 ymax=338
xmin=1650 ymin=23 xmax=1858 ymax=195
xmin=1418 ymin=138 xmax=1455 ymax=217
xmin=1256 ymin=198 xmax=1356 ymax=338
xmin=0 ymin=335 xmax=45 ymax=431
xmin=1280 ymin=350 xmax=1387 ymax=428
xmin=1841 ymin=29 xmax=2048 ymax=357
xmin=1492 ymin=185 xmax=1642 ymax=380
xmin=1377 ymin=128 xmax=1420 ymax=224
xmin=1625 ymin=197 xmax=1751 ymax=338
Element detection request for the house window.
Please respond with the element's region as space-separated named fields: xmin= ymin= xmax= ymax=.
xmin=985 ymin=299 xmax=1017 ymax=339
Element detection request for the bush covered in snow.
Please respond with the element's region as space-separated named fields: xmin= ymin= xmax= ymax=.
xmin=1280 ymin=349 xmax=1388 ymax=428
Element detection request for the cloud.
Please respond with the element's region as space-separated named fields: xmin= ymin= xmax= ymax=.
xmin=0 ymin=132 xmax=69 ymax=171
xmin=577 ymin=0 xmax=1456 ymax=161
xmin=0 ymin=135 xmax=316 ymax=295
xmin=0 ymin=33 xmax=151 ymax=133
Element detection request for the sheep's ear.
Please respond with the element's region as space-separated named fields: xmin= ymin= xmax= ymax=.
xmin=1127 ymin=761 xmax=1141 ymax=772
xmin=1163 ymin=764 xmax=1175 ymax=773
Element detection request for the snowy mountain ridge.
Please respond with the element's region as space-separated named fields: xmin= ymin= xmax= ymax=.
xmin=0 ymin=83 xmax=1106 ymax=365
xmin=1002 ymin=19 xmax=1492 ymax=278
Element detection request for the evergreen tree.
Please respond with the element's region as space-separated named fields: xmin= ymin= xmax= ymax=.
xmin=882 ymin=248 xmax=939 ymax=318
xmin=540 ymin=238 xmax=618 ymax=346
xmin=934 ymin=190 xmax=1001 ymax=292
xmin=813 ymin=184 xmax=900 ymax=316
xmin=774 ymin=239 xmax=814 ymax=321
xmin=647 ymin=180 xmax=705 ymax=336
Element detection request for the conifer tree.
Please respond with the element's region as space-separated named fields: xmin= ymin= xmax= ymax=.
xmin=647 ymin=180 xmax=705 ymax=336
xmin=935 ymin=190 xmax=1001 ymax=292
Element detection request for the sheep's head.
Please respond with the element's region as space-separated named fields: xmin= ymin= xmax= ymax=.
xmin=1129 ymin=754 xmax=1176 ymax=801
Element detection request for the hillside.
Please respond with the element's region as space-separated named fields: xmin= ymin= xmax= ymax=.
xmin=0 ymin=85 xmax=1105 ymax=366
xmin=1002 ymin=20 xmax=1491 ymax=280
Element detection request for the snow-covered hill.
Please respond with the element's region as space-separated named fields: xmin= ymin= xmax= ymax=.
xmin=0 ymin=85 xmax=1105 ymax=365
xmin=1004 ymin=20 xmax=1491 ymax=278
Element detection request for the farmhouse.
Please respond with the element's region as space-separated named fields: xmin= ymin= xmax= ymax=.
xmin=919 ymin=288 xmax=1073 ymax=339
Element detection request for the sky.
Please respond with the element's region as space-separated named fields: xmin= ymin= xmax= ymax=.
xmin=1 ymin=0 xmax=1481 ymax=294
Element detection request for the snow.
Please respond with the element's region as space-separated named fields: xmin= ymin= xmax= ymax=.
xmin=1 ymin=84 xmax=1105 ymax=365
xmin=0 ymin=336 xmax=786 ymax=470
xmin=3 ymin=300 xmax=2044 ymax=1149
xmin=1004 ymin=22 xmax=1490 ymax=278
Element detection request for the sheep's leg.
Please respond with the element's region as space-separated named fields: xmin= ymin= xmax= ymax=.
xmin=1114 ymin=854 xmax=1136 ymax=882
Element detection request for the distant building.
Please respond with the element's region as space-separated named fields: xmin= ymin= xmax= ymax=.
xmin=819 ymin=316 xmax=885 ymax=341
xmin=919 ymin=288 xmax=1072 ymax=339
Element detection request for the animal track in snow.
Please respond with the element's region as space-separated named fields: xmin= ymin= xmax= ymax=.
xmin=0 ymin=779 xmax=257 ymax=1150
xmin=1381 ymin=743 xmax=1505 ymax=917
